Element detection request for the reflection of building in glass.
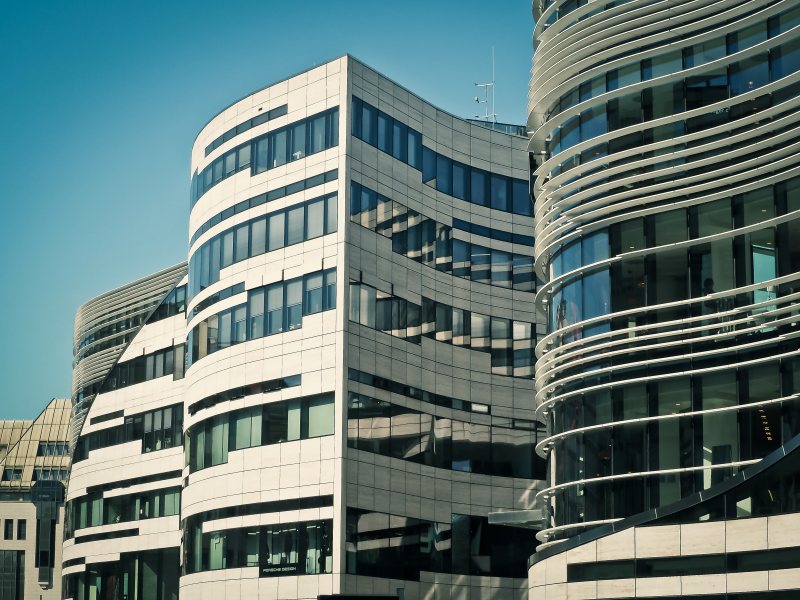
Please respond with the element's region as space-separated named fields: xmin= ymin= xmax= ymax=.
xmin=0 ymin=398 xmax=71 ymax=600
xmin=63 ymin=56 xmax=546 ymax=600
xmin=527 ymin=0 xmax=800 ymax=596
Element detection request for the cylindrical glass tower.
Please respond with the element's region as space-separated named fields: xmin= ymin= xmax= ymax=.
xmin=529 ymin=0 xmax=800 ymax=546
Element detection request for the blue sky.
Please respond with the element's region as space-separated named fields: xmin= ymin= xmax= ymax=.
xmin=0 ymin=1 xmax=533 ymax=419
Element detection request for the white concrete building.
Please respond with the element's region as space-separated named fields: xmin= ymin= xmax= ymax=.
xmin=63 ymin=266 xmax=187 ymax=600
xmin=182 ymin=55 xmax=544 ymax=600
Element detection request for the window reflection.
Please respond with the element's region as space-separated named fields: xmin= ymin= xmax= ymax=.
xmin=350 ymin=182 xmax=535 ymax=292
xmin=348 ymin=282 xmax=536 ymax=378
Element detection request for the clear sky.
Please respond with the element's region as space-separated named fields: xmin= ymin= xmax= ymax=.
xmin=0 ymin=0 xmax=533 ymax=419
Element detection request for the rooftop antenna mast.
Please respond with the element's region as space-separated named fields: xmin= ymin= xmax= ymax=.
xmin=474 ymin=47 xmax=497 ymax=123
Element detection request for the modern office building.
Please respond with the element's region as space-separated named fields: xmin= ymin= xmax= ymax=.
xmin=63 ymin=56 xmax=546 ymax=599
xmin=0 ymin=398 xmax=71 ymax=600
xmin=527 ymin=0 xmax=800 ymax=596
xmin=181 ymin=54 xmax=544 ymax=600
xmin=63 ymin=265 xmax=187 ymax=600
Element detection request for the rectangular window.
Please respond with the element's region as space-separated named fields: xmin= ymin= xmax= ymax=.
xmin=219 ymin=310 xmax=232 ymax=349
xmin=272 ymin=130 xmax=287 ymax=168
xmin=453 ymin=162 xmax=469 ymax=201
xmin=287 ymin=205 xmax=304 ymax=246
xmin=309 ymin=114 xmax=327 ymax=154
xmin=290 ymin=121 xmax=306 ymax=160
xmin=249 ymin=289 xmax=265 ymax=339
xmin=512 ymin=255 xmax=535 ymax=292
xmin=491 ymin=250 xmax=512 ymax=288
xmin=453 ymin=239 xmax=470 ymax=278
xmin=16 ymin=520 xmax=25 ymax=541
xmin=491 ymin=174 xmax=510 ymax=211
xmin=234 ymin=223 xmax=249 ymax=262
xmin=233 ymin=306 xmax=247 ymax=343
xmin=224 ymin=151 xmax=236 ymax=176
xmin=377 ymin=111 xmax=392 ymax=153
xmin=306 ymin=395 xmax=335 ymax=438
xmin=221 ymin=230 xmax=234 ymax=267
xmin=266 ymin=284 xmax=284 ymax=335
xmin=471 ymin=313 xmax=490 ymax=351
xmin=255 ymin=138 xmax=269 ymax=173
xmin=351 ymin=97 xmax=363 ymax=138
xmin=212 ymin=158 xmax=223 ymax=183
xmin=471 ymin=245 xmax=491 ymax=283
xmin=286 ymin=279 xmax=303 ymax=331
xmin=362 ymin=102 xmax=377 ymax=146
xmin=325 ymin=195 xmax=338 ymax=234
xmin=436 ymin=155 xmax=453 ymax=195
xmin=251 ymin=218 xmax=267 ymax=256
xmin=512 ymin=180 xmax=531 ymax=216
xmin=304 ymin=273 xmax=324 ymax=315
xmin=328 ymin=109 xmax=339 ymax=148
xmin=392 ymin=120 xmax=407 ymax=161
xmin=324 ymin=270 xmax=336 ymax=309
xmin=408 ymin=129 xmax=422 ymax=169
xmin=238 ymin=144 xmax=251 ymax=171
xmin=471 ymin=169 xmax=489 ymax=206
xmin=306 ymin=198 xmax=325 ymax=239
xmin=287 ymin=400 xmax=302 ymax=441
xmin=3 ymin=521 xmax=12 ymax=540
xmin=268 ymin=212 xmax=285 ymax=251
xmin=422 ymin=146 xmax=437 ymax=184
xmin=264 ymin=402 xmax=289 ymax=444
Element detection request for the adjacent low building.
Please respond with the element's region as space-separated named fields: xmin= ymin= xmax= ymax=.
xmin=0 ymin=398 xmax=71 ymax=600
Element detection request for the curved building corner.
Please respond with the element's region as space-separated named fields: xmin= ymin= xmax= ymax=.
xmin=181 ymin=54 xmax=545 ymax=600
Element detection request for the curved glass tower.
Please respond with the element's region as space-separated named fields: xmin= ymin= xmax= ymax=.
xmin=529 ymin=0 xmax=800 ymax=545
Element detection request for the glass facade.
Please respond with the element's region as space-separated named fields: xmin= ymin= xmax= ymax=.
xmin=69 ymin=487 xmax=180 ymax=532
xmin=350 ymin=182 xmax=535 ymax=292
xmin=188 ymin=193 xmax=337 ymax=298
xmin=345 ymin=509 xmax=535 ymax=580
xmin=190 ymin=169 xmax=337 ymax=246
xmin=545 ymin=176 xmax=800 ymax=343
xmin=187 ymin=268 xmax=336 ymax=367
xmin=349 ymin=281 xmax=536 ymax=378
xmin=65 ymin=549 xmax=179 ymax=600
xmin=351 ymin=97 xmax=532 ymax=216
xmin=348 ymin=368 xmax=495 ymax=415
xmin=348 ymin=392 xmax=545 ymax=479
xmin=190 ymin=108 xmax=338 ymax=207
xmin=73 ymin=404 xmax=183 ymax=462
xmin=186 ymin=394 xmax=334 ymax=472
xmin=204 ymin=104 xmax=287 ymax=156
xmin=0 ymin=550 xmax=23 ymax=600
xmin=184 ymin=517 xmax=332 ymax=577
xmin=100 ymin=344 xmax=185 ymax=393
